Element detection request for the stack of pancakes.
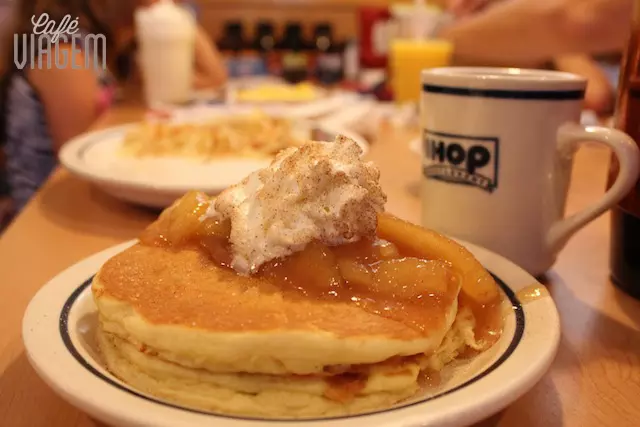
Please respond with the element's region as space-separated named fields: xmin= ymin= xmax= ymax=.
xmin=93 ymin=244 xmax=475 ymax=418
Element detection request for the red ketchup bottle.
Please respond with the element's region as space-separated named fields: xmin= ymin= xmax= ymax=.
xmin=358 ymin=7 xmax=392 ymax=69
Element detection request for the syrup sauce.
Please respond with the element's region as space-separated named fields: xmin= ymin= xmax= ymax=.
xmin=516 ymin=284 xmax=549 ymax=303
xmin=140 ymin=191 xmax=503 ymax=346
xmin=138 ymin=192 xmax=508 ymax=401
xmin=324 ymin=373 xmax=368 ymax=403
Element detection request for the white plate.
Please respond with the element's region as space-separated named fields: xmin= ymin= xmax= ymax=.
xmin=59 ymin=116 xmax=368 ymax=209
xmin=23 ymin=240 xmax=559 ymax=427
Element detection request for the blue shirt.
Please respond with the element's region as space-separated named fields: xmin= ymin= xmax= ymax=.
xmin=4 ymin=32 xmax=111 ymax=212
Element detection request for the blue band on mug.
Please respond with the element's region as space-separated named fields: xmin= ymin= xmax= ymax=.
xmin=422 ymin=84 xmax=584 ymax=100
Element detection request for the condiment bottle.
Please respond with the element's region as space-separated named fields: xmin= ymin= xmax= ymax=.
xmin=252 ymin=21 xmax=277 ymax=76
xmin=609 ymin=0 xmax=640 ymax=298
xmin=312 ymin=23 xmax=344 ymax=85
xmin=217 ymin=21 xmax=245 ymax=78
xmin=358 ymin=6 xmax=392 ymax=69
xmin=279 ymin=22 xmax=309 ymax=83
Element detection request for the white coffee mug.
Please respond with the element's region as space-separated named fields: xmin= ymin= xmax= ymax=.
xmin=420 ymin=67 xmax=640 ymax=276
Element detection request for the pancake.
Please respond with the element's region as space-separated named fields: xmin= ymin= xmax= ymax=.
xmin=96 ymin=305 xmax=479 ymax=418
xmin=93 ymin=244 xmax=460 ymax=376
xmin=97 ymin=328 xmax=421 ymax=417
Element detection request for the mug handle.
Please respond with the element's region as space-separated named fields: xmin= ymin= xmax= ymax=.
xmin=547 ymin=123 xmax=640 ymax=252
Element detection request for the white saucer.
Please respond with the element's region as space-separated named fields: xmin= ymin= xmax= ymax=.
xmin=59 ymin=115 xmax=368 ymax=209
xmin=23 ymin=240 xmax=559 ymax=427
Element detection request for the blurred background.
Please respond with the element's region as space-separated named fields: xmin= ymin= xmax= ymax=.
xmin=0 ymin=0 xmax=630 ymax=230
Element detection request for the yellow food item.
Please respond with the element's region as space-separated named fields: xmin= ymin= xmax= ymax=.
xmin=372 ymin=258 xmax=453 ymax=296
xmin=337 ymin=259 xmax=373 ymax=288
xmin=236 ymin=82 xmax=320 ymax=103
xmin=376 ymin=213 xmax=500 ymax=306
xmin=373 ymin=239 xmax=401 ymax=260
xmin=120 ymin=112 xmax=303 ymax=159
xmin=141 ymin=191 xmax=209 ymax=246
xmin=260 ymin=241 xmax=345 ymax=292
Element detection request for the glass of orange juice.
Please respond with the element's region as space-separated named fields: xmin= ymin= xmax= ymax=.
xmin=389 ymin=39 xmax=453 ymax=104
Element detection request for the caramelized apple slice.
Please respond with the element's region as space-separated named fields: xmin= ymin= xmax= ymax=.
xmin=198 ymin=217 xmax=231 ymax=240
xmin=198 ymin=235 xmax=232 ymax=267
xmin=337 ymin=259 xmax=373 ymax=288
xmin=166 ymin=191 xmax=212 ymax=245
xmin=373 ymin=239 xmax=400 ymax=260
xmin=260 ymin=241 xmax=344 ymax=295
xmin=140 ymin=191 xmax=211 ymax=247
xmin=331 ymin=238 xmax=379 ymax=263
xmin=372 ymin=258 xmax=453 ymax=298
xmin=196 ymin=216 xmax=232 ymax=266
xmin=376 ymin=213 xmax=500 ymax=305
xmin=139 ymin=213 xmax=170 ymax=246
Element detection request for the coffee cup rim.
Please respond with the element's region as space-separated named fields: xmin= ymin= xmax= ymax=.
xmin=422 ymin=67 xmax=586 ymax=92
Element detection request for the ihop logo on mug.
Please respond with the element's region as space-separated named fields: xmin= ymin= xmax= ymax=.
xmin=422 ymin=130 xmax=500 ymax=193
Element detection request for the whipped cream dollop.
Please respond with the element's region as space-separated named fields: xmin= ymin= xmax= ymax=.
xmin=208 ymin=135 xmax=387 ymax=274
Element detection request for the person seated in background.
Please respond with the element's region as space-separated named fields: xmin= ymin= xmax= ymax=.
xmin=0 ymin=0 xmax=227 ymax=216
xmin=551 ymin=54 xmax=616 ymax=114
xmin=437 ymin=0 xmax=631 ymax=114
xmin=0 ymin=150 xmax=12 ymax=231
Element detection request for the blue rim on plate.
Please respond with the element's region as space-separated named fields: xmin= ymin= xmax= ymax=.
xmin=59 ymin=273 xmax=525 ymax=422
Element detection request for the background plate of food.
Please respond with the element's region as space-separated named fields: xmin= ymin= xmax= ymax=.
xmin=225 ymin=79 xmax=362 ymax=120
xmin=60 ymin=110 xmax=368 ymax=208
xmin=229 ymin=81 xmax=327 ymax=104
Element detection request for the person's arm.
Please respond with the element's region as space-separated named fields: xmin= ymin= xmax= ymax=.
xmin=446 ymin=0 xmax=492 ymax=18
xmin=439 ymin=0 xmax=633 ymax=66
xmin=192 ymin=26 xmax=227 ymax=89
xmin=28 ymin=46 xmax=101 ymax=151
xmin=553 ymin=54 xmax=615 ymax=114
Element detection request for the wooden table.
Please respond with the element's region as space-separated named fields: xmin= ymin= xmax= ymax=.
xmin=0 ymin=106 xmax=639 ymax=427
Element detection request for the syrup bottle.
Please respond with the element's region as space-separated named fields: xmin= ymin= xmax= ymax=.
xmin=279 ymin=22 xmax=309 ymax=83
xmin=610 ymin=0 xmax=640 ymax=298
xmin=252 ymin=21 xmax=277 ymax=76
xmin=217 ymin=21 xmax=245 ymax=78
xmin=313 ymin=23 xmax=344 ymax=85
